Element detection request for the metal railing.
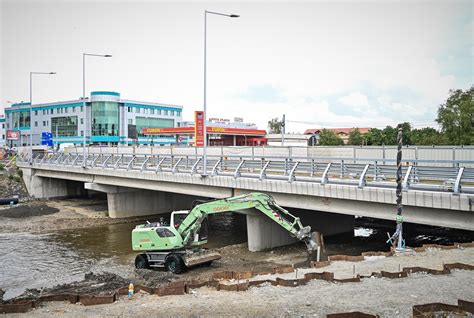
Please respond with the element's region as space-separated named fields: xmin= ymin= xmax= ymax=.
xmin=18 ymin=151 xmax=474 ymax=194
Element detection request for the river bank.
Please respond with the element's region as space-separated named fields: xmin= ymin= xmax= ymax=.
xmin=0 ymin=193 xmax=473 ymax=316
xmin=3 ymin=246 xmax=474 ymax=317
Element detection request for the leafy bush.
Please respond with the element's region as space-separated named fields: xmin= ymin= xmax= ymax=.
xmin=0 ymin=163 xmax=4 ymax=171
xmin=16 ymin=169 xmax=23 ymax=177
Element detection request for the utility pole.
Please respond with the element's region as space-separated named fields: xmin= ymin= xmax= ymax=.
xmin=202 ymin=10 xmax=239 ymax=176
xmin=281 ymin=114 xmax=286 ymax=146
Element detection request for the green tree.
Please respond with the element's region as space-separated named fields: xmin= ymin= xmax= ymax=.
xmin=411 ymin=127 xmax=446 ymax=145
xmin=398 ymin=122 xmax=412 ymax=145
xmin=348 ymin=129 xmax=363 ymax=145
xmin=436 ymin=88 xmax=474 ymax=145
xmin=267 ymin=117 xmax=284 ymax=134
xmin=318 ymin=129 xmax=344 ymax=145
xmin=365 ymin=128 xmax=383 ymax=145
xmin=382 ymin=126 xmax=397 ymax=145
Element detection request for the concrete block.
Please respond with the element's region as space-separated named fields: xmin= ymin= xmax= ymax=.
xmin=459 ymin=195 xmax=469 ymax=211
xmin=422 ymin=192 xmax=432 ymax=208
xmin=432 ymin=192 xmax=442 ymax=208
xmin=246 ymin=213 xmax=297 ymax=252
xmin=296 ymin=182 xmax=303 ymax=195
xmin=348 ymin=187 xmax=356 ymax=200
xmin=107 ymin=190 xmax=199 ymax=218
xmin=441 ymin=194 xmax=451 ymax=209
xmin=384 ymin=190 xmax=393 ymax=203
xmin=343 ymin=186 xmax=350 ymax=199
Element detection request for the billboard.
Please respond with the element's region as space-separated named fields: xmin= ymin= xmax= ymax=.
xmin=194 ymin=111 xmax=204 ymax=147
xmin=6 ymin=130 xmax=20 ymax=140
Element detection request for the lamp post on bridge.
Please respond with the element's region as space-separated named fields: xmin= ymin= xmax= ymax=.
xmin=82 ymin=53 xmax=112 ymax=168
xmin=202 ymin=10 xmax=239 ymax=176
xmin=29 ymin=71 xmax=56 ymax=164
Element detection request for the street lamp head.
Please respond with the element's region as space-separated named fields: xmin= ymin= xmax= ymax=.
xmin=230 ymin=14 xmax=240 ymax=18
xmin=49 ymin=72 xmax=56 ymax=74
xmin=104 ymin=54 xmax=112 ymax=57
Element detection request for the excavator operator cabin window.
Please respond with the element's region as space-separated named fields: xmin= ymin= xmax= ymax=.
xmin=156 ymin=228 xmax=175 ymax=238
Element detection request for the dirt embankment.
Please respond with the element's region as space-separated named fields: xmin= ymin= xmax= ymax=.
xmin=0 ymin=170 xmax=28 ymax=199
xmin=0 ymin=199 xmax=150 ymax=234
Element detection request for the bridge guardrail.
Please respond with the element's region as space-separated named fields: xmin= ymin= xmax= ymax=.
xmin=19 ymin=152 xmax=474 ymax=194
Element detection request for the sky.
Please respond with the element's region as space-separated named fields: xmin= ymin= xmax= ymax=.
xmin=0 ymin=0 xmax=472 ymax=133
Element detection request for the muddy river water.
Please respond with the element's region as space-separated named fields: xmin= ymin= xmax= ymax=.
xmin=1 ymin=212 xmax=472 ymax=301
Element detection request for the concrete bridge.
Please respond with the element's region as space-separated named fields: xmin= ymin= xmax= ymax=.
xmin=18 ymin=150 xmax=474 ymax=251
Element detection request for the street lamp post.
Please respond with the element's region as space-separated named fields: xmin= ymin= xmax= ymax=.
xmin=29 ymin=71 xmax=56 ymax=164
xmin=82 ymin=53 xmax=112 ymax=167
xmin=203 ymin=10 xmax=239 ymax=176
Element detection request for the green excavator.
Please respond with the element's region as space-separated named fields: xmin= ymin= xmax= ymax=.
xmin=132 ymin=192 xmax=319 ymax=273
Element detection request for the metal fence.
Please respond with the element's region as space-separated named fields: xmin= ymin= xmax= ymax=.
xmin=58 ymin=145 xmax=474 ymax=168
xmin=19 ymin=149 xmax=474 ymax=195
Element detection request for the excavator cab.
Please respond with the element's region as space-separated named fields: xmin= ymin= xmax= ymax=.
xmin=171 ymin=211 xmax=209 ymax=245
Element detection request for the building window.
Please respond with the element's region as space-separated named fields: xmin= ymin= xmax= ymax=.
xmin=52 ymin=116 xmax=78 ymax=137
xmin=128 ymin=107 xmax=132 ymax=112
xmin=128 ymin=119 xmax=133 ymax=125
xmin=135 ymin=107 xmax=140 ymax=113
xmin=80 ymin=118 xmax=84 ymax=124
xmin=150 ymin=109 xmax=155 ymax=115
xmin=177 ymin=110 xmax=181 ymax=116
xmin=65 ymin=108 xmax=68 ymax=113
xmin=1 ymin=135 xmax=4 ymax=140
xmin=12 ymin=111 xmax=30 ymax=129
xmin=170 ymin=110 xmax=174 ymax=116
xmin=73 ymin=106 xmax=76 ymax=112
xmin=35 ymin=121 xmax=38 ymax=127
xmin=1 ymin=123 xmax=4 ymax=129
xmin=80 ymin=131 xmax=84 ymax=136
xmin=91 ymin=101 xmax=119 ymax=137
xmin=43 ymin=121 xmax=46 ymax=126
xmin=135 ymin=116 xmax=174 ymax=137
xmin=43 ymin=110 xmax=46 ymax=115
xmin=164 ymin=110 xmax=168 ymax=116
xmin=157 ymin=109 xmax=162 ymax=115
xmin=81 ymin=106 xmax=84 ymax=112
xmin=34 ymin=110 xmax=38 ymax=116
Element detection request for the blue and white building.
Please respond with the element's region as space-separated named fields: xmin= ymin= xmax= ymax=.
xmin=0 ymin=115 xmax=5 ymax=146
xmin=4 ymin=91 xmax=183 ymax=147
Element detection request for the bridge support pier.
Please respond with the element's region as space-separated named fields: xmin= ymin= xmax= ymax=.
xmin=22 ymin=168 xmax=87 ymax=199
xmin=245 ymin=209 xmax=354 ymax=252
xmin=246 ymin=213 xmax=297 ymax=252
xmin=85 ymin=183 xmax=198 ymax=218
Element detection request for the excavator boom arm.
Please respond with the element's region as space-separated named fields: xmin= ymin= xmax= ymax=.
xmin=178 ymin=193 xmax=317 ymax=251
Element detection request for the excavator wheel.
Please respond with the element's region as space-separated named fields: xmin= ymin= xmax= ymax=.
xmin=165 ymin=254 xmax=186 ymax=274
xmin=135 ymin=254 xmax=149 ymax=269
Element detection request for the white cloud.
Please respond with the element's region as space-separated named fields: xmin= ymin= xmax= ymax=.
xmin=1 ymin=1 xmax=470 ymax=133
xmin=338 ymin=92 xmax=370 ymax=112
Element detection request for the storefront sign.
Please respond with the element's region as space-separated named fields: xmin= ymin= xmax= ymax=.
xmin=194 ymin=111 xmax=204 ymax=147
xmin=6 ymin=130 xmax=20 ymax=140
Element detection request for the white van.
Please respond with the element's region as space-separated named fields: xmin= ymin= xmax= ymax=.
xmin=58 ymin=143 xmax=75 ymax=153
